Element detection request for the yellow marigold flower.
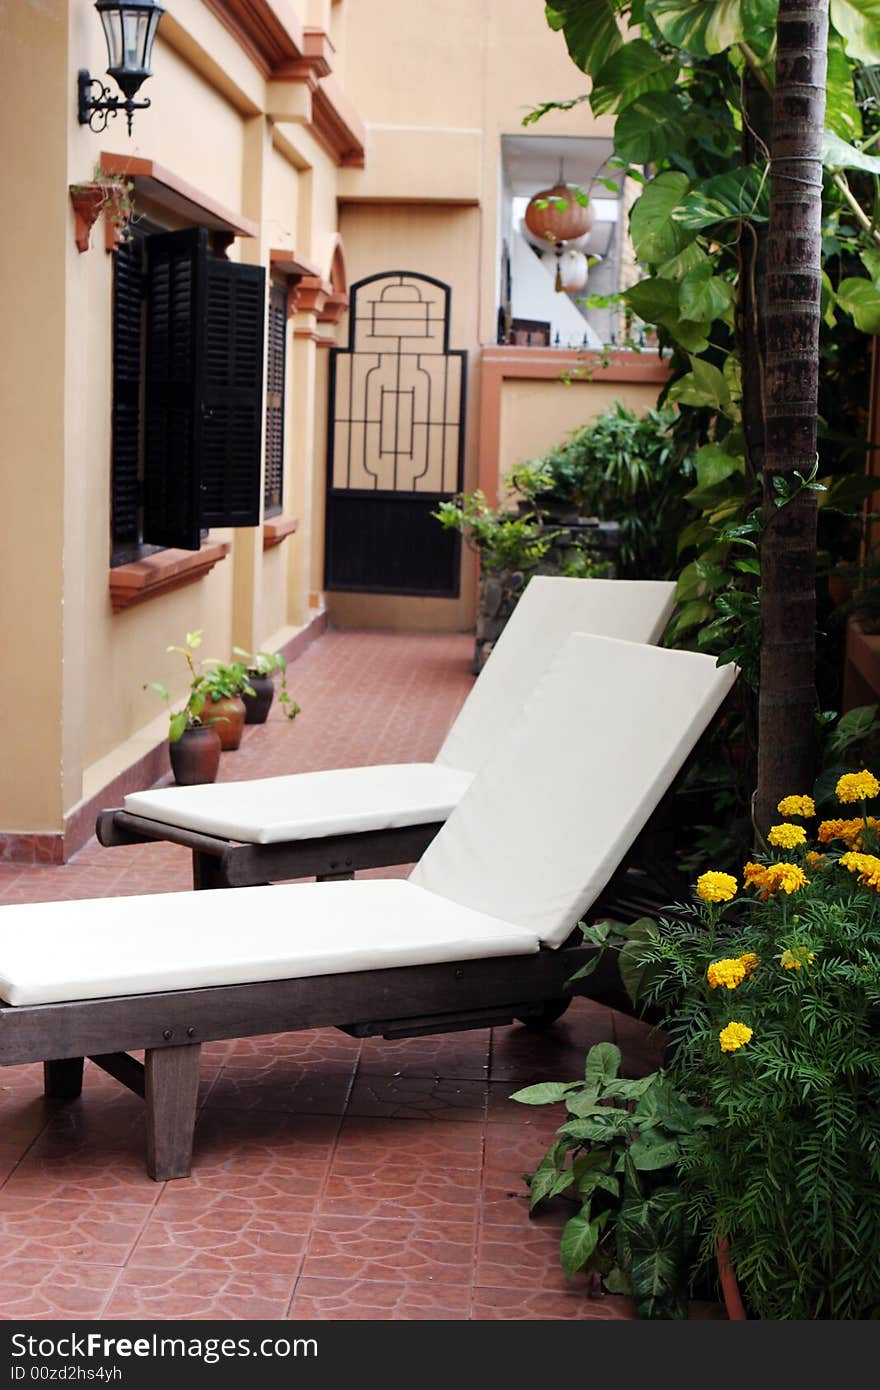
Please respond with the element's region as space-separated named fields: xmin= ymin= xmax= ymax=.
xmin=768 ymin=823 xmax=807 ymax=849
xmin=739 ymin=952 xmax=760 ymax=976
xmin=696 ymin=871 xmax=737 ymax=904
xmin=805 ymin=851 xmax=826 ymax=868
xmin=707 ymin=957 xmax=746 ymax=990
xmin=817 ymin=817 xmax=880 ymax=848
xmin=762 ymin=862 xmax=809 ymax=896
xmin=743 ymin=862 xmax=768 ymax=890
xmin=839 ymin=851 xmax=880 ymax=891
xmin=780 ymin=947 xmax=815 ymax=972
xmin=777 ymin=795 xmax=816 ymax=818
xmin=719 ymin=1022 xmax=753 ymax=1053
xmin=836 ymin=770 xmax=880 ymax=804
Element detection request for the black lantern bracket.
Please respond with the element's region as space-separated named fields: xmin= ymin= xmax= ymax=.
xmin=77 ymin=1 xmax=164 ymax=137
xmin=78 ymin=69 xmax=150 ymax=136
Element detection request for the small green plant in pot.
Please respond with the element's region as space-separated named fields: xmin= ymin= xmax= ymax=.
xmin=148 ymin=631 xmax=220 ymax=786
xmin=233 ymin=647 xmax=302 ymax=725
xmin=198 ymin=660 xmax=255 ymax=752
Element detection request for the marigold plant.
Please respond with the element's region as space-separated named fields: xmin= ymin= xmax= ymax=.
xmin=578 ymin=809 xmax=880 ymax=1321
xmin=767 ymin=823 xmax=807 ymax=850
xmin=777 ymin=795 xmax=815 ymax=818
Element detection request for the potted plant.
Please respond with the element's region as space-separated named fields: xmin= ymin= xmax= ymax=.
xmin=233 ymin=647 xmax=302 ymax=725
xmin=578 ymin=771 xmax=880 ymax=1319
xmin=433 ymin=490 xmax=611 ymax=672
xmin=148 ymin=631 xmax=221 ymax=786
xmin=198 ymin=660 xmax=255 ymax=752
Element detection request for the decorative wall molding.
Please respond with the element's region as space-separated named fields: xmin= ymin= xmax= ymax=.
xmin=108 ymin=542 xmax=231 ymax=613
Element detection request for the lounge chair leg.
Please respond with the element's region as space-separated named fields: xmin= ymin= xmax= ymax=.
xmin=144 ymin=1043 xmax=201 ymax=1181
xmin=192 ymin=852 xmax=228 ymax=890
xmin=43 ymin=1058 xmax=84 ymax=1100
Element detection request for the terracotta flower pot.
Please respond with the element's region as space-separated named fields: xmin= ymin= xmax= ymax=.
xmin=206 ymin=694 xmax=246 ymax=751
xmin=168 ymin=726 xmax=221 ymax=786
xmin=717 ymin=1236 xmax=748 ymax=1320
xmin=241 ymin=673 xmax=275 ymax=724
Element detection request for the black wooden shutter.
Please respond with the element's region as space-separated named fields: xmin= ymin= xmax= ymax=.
xmin=264 ymin=282 xmax=286 ymax=517
xmin=142 ymin=228 xmax=206 ymax=550
xmin=110 ymin=236 xmax=144 ymax=554
xmin=200 ymin=258 xmax=266 ymax=528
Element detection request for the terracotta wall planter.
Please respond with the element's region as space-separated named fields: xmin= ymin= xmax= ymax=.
xmin=206 ymin=695 xmax=246 ymax=751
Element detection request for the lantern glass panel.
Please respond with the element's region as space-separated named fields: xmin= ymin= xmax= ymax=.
xmin=98 ymin=8 xmax=124 ymax=69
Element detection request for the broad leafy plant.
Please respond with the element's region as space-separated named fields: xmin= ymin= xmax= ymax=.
xmin=233 ymin=646 xmax=302 ymax=721
xmin=512 ymin=1042 xmax=714 ymax=1318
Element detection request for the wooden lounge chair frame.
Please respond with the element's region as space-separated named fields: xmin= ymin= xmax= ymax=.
xmin=1 ymin=935 xmax=620 ymax=1182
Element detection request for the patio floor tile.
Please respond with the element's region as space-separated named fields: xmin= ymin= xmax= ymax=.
xmin=319 ymin=1163 xmax=480 ymax=1223
xmin=301 ymin=1216 xmax=476 ymax=1287
xmin=0 ymin=1195 xmax=149 ymax=1267
xmin=103 ymin=1268 xmax=296 ymax=1321
xmin=345 ymin=1075 xmax=488 ymax=1122
xmin=288 ymin=1277 xmax=471 ymax=1321
xmin=357 ymin=1030 xmax=491 ymax=1080
xmin=331 ymin=1116 xmax=484 ymax=1172
xmin=128 ymin=1197 xmax=311 ymax=1277
xmin=0 ymin=1260 xmax=119 ymax=1320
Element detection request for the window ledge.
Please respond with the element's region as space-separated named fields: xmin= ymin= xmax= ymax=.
xmin=109 ymin=541 xmax=230 ymax=612
xmin=263 ymin=515 xmax=299 ymax=550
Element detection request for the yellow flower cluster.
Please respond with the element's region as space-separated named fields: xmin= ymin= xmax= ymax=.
xmin=719 ymin=1022 xmax=753 ymax=1053
xmin=743 ymin=861 xmax=808 ymax=896
xmin=839 ymin=851 xmax=880 ymax=891
xmin=817 ymin=817 xmax=880 ymax=848
xmin=777 ymin=795 xmax=816 ymax=818
xmin=835 ymin=770 xmax=880 ymax=804
xmin=707 ymin=953 xmax=760 ymax=990
xmin=780 ymin=947 xmax=815 ymax=972
xmin=707 ymin=957 xmax=746 ymax=990
xmin=767 ymin=823 xmax=807 ymax=849
xmin=696 ymin=871 xmax=738 ymax=904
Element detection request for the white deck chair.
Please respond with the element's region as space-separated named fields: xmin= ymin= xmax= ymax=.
xmin=97 ymin=577 xmax=675 ymax=886
xmin=0 ymin=633 xmax=735 ymax=1180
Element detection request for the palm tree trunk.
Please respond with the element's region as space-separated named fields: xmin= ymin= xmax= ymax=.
xmin=755 ymin=0 xmax=829 ymax=834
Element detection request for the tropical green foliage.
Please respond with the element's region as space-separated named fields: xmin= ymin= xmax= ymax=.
xmin=512 ymin=1043 xmax=714 ymax=1317
xmin=518 ymin=404 xmax=694 ymax=578
xmin=536 ymin=0 xmax=879 ymax=665
xmin=432 ymin=490 xmax=610 ymax=576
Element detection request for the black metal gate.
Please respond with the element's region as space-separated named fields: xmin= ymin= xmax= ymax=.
xmin=324 ymin=271 xmax=466 ymax=597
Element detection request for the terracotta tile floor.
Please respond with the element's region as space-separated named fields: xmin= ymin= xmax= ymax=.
xmin=0 ymin=628 xmax=720 ymax=1322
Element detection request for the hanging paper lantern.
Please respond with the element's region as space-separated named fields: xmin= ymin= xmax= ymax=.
xmin=554 ymin=248 xmax=589 ymax=293
xmin=524 ymin=183 xmax=594 ymax=246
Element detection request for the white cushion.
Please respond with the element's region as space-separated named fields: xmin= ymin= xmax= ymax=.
xmin=435 ymin=576 xmax=676 ymax=773
xmin=0 ymin=880 xmax=539 ymax=1007
xmin=411 ymin=632 xmax=737 ymax=948
xmin=124 ymin=764 xmax=474 ymax=845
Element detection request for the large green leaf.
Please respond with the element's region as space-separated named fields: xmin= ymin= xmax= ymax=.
xmin=825 ymin=30 xmax=863 ymax=141
xmin=614 ymin=91 xmax=689 ymax=164
xmin=694 ymin=444 xmax=744 ymax=490
xmin=678 ymin=263 xmax=734 ymax=323
xmin=629 ymin=171 xmax=693 ymax=265
xmin=560 ymin=1211 xmax=600 ymax=1277
xmin=585 ymin=1041 xmax=622 ymax=1085
xmin=545 ymin=1 xmax=623 ymax=77
xmin=651 ymin=0 xmax=777 ymax=56
xmin=836 ymin=277 xmax=880 ymax=333
xmin=673 ymin=165 xmax=769 ymax=231
xmin=667 ymin=356 xmax=734 ymax=414
xmin=831 ymin=0 xmax=880 ymax=63
xmin=510 ymin=1081 xmax=578 ymax=1107
xmin=590 ymin=38 xmax=677 ymax=116
xmin=822 ymin=130 xmax=880 ymax=174
xmin=629 ymin=1136 xmax=681 ymax=1171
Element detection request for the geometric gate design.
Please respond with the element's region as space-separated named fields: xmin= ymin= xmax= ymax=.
xmin=324 ymin=272 xmax=467 ymax=596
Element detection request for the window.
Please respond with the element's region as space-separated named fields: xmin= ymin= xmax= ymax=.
xmin=264 ymin=281 xmax=287 ymax=518
xmin=110 ymin=227 xmax=266 ymax=562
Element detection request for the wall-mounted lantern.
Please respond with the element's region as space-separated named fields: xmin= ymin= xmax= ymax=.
xmin=78 ymin=0 xmax=165 ymax=136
